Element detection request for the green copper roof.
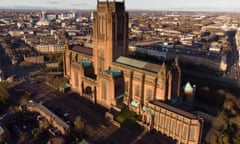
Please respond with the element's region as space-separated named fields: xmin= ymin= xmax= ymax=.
xmin=78 ymin=59 xmax=92 ymax=68
xmin=131 ymin=100 xmax=139 ymax=107
xmin=183 ymin=82 xmax=193 ymax=92
xmin=106 ymin=68 xmax=122 ymax=77
xmin=115 ymin=94 xmax=125 ymax=100
xmin=148 ymin=108 xmax=154 ymax=116
xmin=61 ymin=83 xmax=71 ymax=89
xmin=116 ymin=56 xmax=162 ymax=73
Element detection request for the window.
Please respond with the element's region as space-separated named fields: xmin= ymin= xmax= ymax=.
xmin=161 ymin=115 xmax=165 ymax=128
xmin=158 ymin=113 xmax=162 ymax=128
xmin=154 ymin=112 xmax=159 ymax=127
xmin=102 ymin=81 xmax=107 ymax=100
xmin=177 ymin=123 xmax=182 ymax=136
xmin=165 ymin=117 xmax=169 ymax=129
xmin=135 ymin=85 xmax=140 ymax=97
xmin=125 ymin=81 xmax=128 ymax=92
xmin=103 ymin=17 xmax=106 ymax=35
xmin=75 ymin=54 xmax=78 ymax=62
xmin=189 ymin=126 xmax=196 ymax=141
xmin=99 ymin=17 xmax=102 ymax=35
xmin=99 ymin=16 xmax=106 ymax=35
xmin=147 ymin=89 xmax=152 ymax=101
xmin=99 ymin=49 xmax=104 ymax=71
xmin=99 ymin=59 xmax=104 ymax=72
xmin=182 ymin=125 xmax=187 ymax=139
xmin=171 ymin=119 xmax=176 ymax=133
xmin=74 ymin=71 xmax=78 ymax=87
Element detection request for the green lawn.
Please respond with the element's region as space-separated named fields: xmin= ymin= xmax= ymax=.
xmin=116 ymin=110 xmax=136 ymax=123
xmin=115 ymin=110 xmax=141 ymax=131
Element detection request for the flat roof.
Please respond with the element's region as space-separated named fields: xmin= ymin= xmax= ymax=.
xmin=150 ymin=101 xmax=197 ymax=119
xmin=116 ymin=56 xmax=162 ymax=73
xmin=71 ymin=46 xmax=93 ymax=56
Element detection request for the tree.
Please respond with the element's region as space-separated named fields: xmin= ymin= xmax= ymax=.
xmin=18 ymin=132 xmax=30 ymax=144
xmin=206 ymin=92 xmax=240 ymax=144
xmin=49 ymin=137 xmax=65 ymax=144
xmin=18 ymin=91 xmax=32 ymax=105
xmin=0 ymin=85 xmax=9 ymax=104
xmin=39 ymin=119 xmax=49 ymax=131
xmin=74 ymin=115 xmax=85 ymax=133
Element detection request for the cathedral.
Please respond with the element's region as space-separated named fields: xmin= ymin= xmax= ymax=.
xmin=63 ymin=1 xmax=201 ymax=143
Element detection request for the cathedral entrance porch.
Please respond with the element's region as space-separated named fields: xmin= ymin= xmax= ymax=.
xmin=82 ymin=86 xmax=96 ymax=103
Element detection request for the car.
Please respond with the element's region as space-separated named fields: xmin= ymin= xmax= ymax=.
xmin=28 ymin=100 xmax=33 ymax=103
xmin=63 ymin=113 xmax=70 ymax=117
xmin=66 ymin=121 xmax=73 ymax=126
xmin=37 ymin=115 xmax=44 ymax=121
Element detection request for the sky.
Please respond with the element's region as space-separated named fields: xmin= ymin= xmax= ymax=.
xmin=0 ymin=0 xmax=240 ymax=12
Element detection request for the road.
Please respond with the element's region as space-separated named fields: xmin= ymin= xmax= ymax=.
xmin=183 ymin=69 xmax=240 ymax=89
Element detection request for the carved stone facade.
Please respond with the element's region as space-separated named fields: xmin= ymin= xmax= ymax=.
xmin=63 ymin=1 xmax=201 ymax=143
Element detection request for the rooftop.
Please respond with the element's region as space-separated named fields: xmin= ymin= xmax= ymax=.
xmin=60 ymin=83 xmax=71 ymax=89
xmin=78 ymin=59 xmax=92 ymax=68
xmin=150 ymin=101 xmax=197 ymax=119
xmin=106 ymin=68 xmax=122 ymax=78
xmin=116 ymin=56 xmax=162 ymax=73
xmin=71 ymin=45 xmax=93 ymax=56
xmin=183 ymin=82 xmax=194 ymax=92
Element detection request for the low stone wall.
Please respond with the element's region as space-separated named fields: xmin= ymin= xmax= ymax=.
xmin=105 ymin=111 xmax=121 ymax=128
xmin=25 ymin=102 xmax=70 ymax=135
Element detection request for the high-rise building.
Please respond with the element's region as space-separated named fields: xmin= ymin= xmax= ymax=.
xmin=63 ymin=1 xmax=201 ymax=143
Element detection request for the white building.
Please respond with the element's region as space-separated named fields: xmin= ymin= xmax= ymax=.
xmin=35 ymin=44 xmax=65 ymax=53
xmin=36 ymin=11 xmax=50 ymax=27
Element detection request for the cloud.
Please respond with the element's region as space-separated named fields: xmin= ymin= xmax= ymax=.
xmin=69 ymin=3 xmax=88 ymax=6
xmin=47 ymin=1 xmax=59 ymax=5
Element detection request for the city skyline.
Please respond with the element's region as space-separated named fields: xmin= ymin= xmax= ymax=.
xmin=0 ymin=0 xmax=240 ymax=12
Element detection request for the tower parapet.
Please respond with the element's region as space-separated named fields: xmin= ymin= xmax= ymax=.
xmin=93 ymin=0 xmax=128 ymax=73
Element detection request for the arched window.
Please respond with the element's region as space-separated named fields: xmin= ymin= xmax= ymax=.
xmin=75 ymin=54 xmax=78 ymax=62
xmin=85 ymin=86 xmax=92 ymax=94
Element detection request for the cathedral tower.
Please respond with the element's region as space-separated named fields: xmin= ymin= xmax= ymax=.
xmin=93 ymin=0 xmax=128 ymax=73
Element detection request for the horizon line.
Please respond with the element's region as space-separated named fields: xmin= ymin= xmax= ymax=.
xmin=0 ymin=6 xmax=240 ymax=13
